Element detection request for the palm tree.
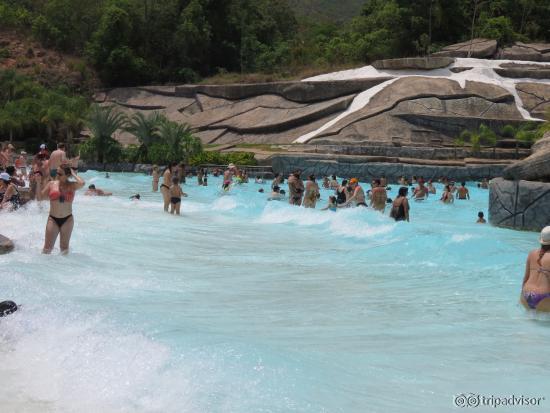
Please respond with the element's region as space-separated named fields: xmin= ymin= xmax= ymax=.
xmin=157 ymin=120 xmax=202 ymax=163
xmin=125 ymin=111 xmax=166 ymax=162
xmin=86 ymin=104 xmax=127 ymax=163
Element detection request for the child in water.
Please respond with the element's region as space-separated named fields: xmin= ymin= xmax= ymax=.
xmin=169 ymin=176 xmax=187 ymax=215
xmin=477 ymin=211 xmax=486 ymax=224
xmin=321 ymin=196 xmax=338 ymax=211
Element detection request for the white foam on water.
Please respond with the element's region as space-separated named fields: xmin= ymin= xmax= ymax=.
xmin=297 ymin=58 xmax=550 ymax=143
xmin=450 ymin=233 xmax=475 ymax=243
xmin=210 ymin=196 xmax=238 ymax=211
xmin=0 ymin=304 xmax=195 ymax=413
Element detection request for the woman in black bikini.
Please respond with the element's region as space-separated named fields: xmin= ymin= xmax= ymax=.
xmin=41 ymin=166 xmax=85 ymax=254
xmin=390 ymin=187 xmax=410 ymax=222
xmin=160 ymin=162 xmax=177 ymax=212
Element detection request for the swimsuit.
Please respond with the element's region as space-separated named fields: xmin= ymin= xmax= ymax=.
xmin=50 ymin=169 xmax=57 ymax=178
xmin=523 ymin=267 xmax=550 ymax=309
xmin=390 ymin=201 xmax=407 ymax=221
xmin=161 ymin=184 xmax=170 ymax=190
xmin=356 ymin=202 xmax=367 ymax=207
xmin=336 ymin=189 xmax=347 ymax=205
xmin=49 ymin=186 xmax=75 ymax=203
xmin=49 ymin=214 xmax=73 ymax=228
xmin=170 ymin=197 xmax=181 ymax=205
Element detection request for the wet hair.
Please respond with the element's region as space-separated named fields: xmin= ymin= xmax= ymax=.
xmin=88 ymin=184 xmax=96 ymax=189
xmin=164 ymin=162 xmax=178 ymax=174
xmin=341 ymin=179 xmax=348 ymax=186
xmin=386 ymin=197 xmax=393 ymax=204
xmin=258 ymin=188 xmax=264 ymax=193
xmin=273 ymin=185 xmax=280 ymax=192
xmin=279 ymin=189 xmax=286 ymax=195
xmin=309 ymin=175 xmax=315 ymax=181
xmin=60 ymin=166 xmax=72 ymax=177
xmin=329 ymin=196 xmax=336 ymax=203
xmin=398 ymin=187 xmax=408 ymax=197
xmin=373 ymin=178 xmax=381 ymax=186
xmin=6 ymin=166 xmax=15 ymax=176
xmin=57 ymin=142 xmax=65 ymax=149
xmin=445 ymin=185 xmax=451 ymax=191
xmin=0 ymin=300 xmax=18 ymax=317
xmin=538 ymin=244 xmax=550 ymax=266
xmin=461 ymin=182 xmax=466 ymax=186
xmin=130 ymin=193 xmax=141 ymax=200
xmin=171 ymin=176 xmax=179 ymax=184
xmin=331 ymin=175 xmax=336 ymax=180
xmin=478 ymin=211 xmax=484 ymax=218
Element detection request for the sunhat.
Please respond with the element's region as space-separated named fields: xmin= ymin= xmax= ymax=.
xmin=540 ymin=226 xmax=550 ymax=246
xmin=0 ymin=172 xmax=11 ymax=181
xmin=40 ymin=144 xmax=46 ymax=149
xmin=350 ymin=178 xmax=358 ymax=184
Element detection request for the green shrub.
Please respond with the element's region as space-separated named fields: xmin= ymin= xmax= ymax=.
xmin=190 ymin=151 xmax=257 ymax=166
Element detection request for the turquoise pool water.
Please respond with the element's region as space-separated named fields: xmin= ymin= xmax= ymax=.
xmin=1 ymin=172 xmax=549 ymax=412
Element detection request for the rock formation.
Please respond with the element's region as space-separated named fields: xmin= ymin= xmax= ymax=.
xmin=0 ymin=234 xmax=14 ymax=254
xmin=433 ymin=38 xmax=497 ymax=58
xmin=503 ymin=133 xmax=550 ymax=181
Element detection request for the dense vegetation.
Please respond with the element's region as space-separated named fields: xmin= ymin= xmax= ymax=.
xmin=1 ymin=0 xmax=549 ymax=87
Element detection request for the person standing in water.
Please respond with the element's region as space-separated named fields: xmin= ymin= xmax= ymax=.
xmin=161 ymin=162 xmax=177 ymax=212
xmin=370 ymin=179 xmax=387 ymax=212
xmin=413 ymin=180 xmax=428 ymax=201
xmin=457 ymin=182 xmax=470 ymax=200
xmin=41 ymin=166 xmax=85 ymax=254
xmin=476 ymin=211 xmax=486 ymax=224
xmin=441 ymin=185 xmax=454 ymax=203
xmin=288 ymin=170 xmax=304 ymax=206
xmin=223 ymin=163 xmax=238 ymax=191
xmin=390 ymin=187 xmax=410 ymax=222
xmin=152 ymin=165 xmax=160 ymax=192
xmin=169 ymin=176 xmax=187 ymax=215
xmin=302 ymin=175 xmax=320 ymax=208
xmin=49 ymin=143 xmax=79 ymax=179
xmin=521 ymin=227 xmax=550 ymax=312
xmin=341 ymin=178 xmax=366 ymax=207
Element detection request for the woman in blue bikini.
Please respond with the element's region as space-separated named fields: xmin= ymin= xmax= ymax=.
xmin=521 ymin=226 xmax=550 ymax=312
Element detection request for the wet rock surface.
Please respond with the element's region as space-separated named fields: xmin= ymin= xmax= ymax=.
xmin=489 ymin=178 xmax=550 ymax=231
xmin=0 ymin=234 xmax=14 ymax=255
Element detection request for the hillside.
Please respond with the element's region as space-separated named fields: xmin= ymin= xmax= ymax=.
xmin=0 ymin=29 xmax=99 ymax=91
xmin=289 ymin=0 xmax=364 ymax=21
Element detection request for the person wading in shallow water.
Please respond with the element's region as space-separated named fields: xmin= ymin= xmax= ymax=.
xmin=288 ymin=170 xmax=304 ymax=206
xmin=390 ymin=187 xmax=410 ymax=222
xmin=341 ymin=178 xmax=366 ymax=207
xmin=41 ymin=166 xmax=85 ymax=254
xmin=521 ymin=226 xmax=550 ymax=312
xmin=160 ymin=162 xmax=177 ymax=212
xmin=370 ymin=179 xmax=387 ymax=212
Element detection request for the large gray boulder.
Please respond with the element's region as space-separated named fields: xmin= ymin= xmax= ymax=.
xmin=516 ymin=83 xmax=550 ymax=118
xmin=309 ymin=77 xmax=522 ymax=145
xmin=498 ymin=42 xmax=550 ymax=62
xmin=0 ymin=234 xmax=14 ymax=254
xmin=495 ymin=63 xmax=550 ymax=79
xmin=489 ymin=178 xmax=550 ymax=231
xmin=433 ymin=38 xmax=497 ymax=58
xmin=175 ymin=78 xmax=392 ymax=103
xmin=372 ymin=57 xmax=453 ymax=70
xmin=503 ymin=133 xmax=550 ymax=181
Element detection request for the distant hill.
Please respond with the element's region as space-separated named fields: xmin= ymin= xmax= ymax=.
xmin=289 ymin=0 xmax=365 ymax=21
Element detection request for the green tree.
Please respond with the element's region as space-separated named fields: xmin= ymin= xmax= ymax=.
xmin=86 ymin=104 xmax=127 ymax=163
xmin=157 ymin=120 xmax=201 ymax=163
xmin=125 ymin=111 xmax=166 ymax=162
xmin=478 ymin=123 xmax=497 ymax=157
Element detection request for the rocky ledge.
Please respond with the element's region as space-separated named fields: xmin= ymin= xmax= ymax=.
xmin=0 ymin=234 xmax=14 ymax=255
xmin=489 ymin=133 xmax=550 ymax=232
xmin=269 ymin=153 xmax=505 ymax=183
xmin=489 ymin=178 xmax=550 ymax=231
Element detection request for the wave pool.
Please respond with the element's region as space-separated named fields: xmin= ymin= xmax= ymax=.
xmin=1 ymin=171 xmax=549 ymax=412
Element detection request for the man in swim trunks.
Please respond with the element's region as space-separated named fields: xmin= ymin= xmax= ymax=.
xmin=49 ymin=143 xmax=79 ymax=178
xmin=457 ymin=182 xmax=470 ymax=200
xmin=521 ymin=226 xmax=550 ymax=311
xmin=370 ymin=179 xmax=387 ymax=212
xmin=341 ymin=178 xmax=367 ymax=207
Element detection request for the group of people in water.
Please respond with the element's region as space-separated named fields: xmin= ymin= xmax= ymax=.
xmin=2 ymin=141 xmax=550 ymax=313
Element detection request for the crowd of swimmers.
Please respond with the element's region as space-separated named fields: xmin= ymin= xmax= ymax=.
xmin=3 ymin=141 xmax=550 ymax=313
